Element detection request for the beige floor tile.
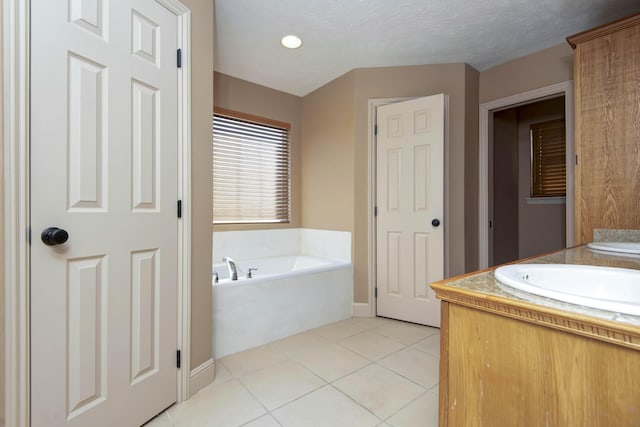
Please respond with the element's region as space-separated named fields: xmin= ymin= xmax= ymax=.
xmin=339 ymin=331 xmax=405 ymax=361
xmin=372 ymin=322 xmax=438 ymax=345
xmin=412 ymin=333 xmax=440 ymax=358
xmin=333 ymin=364 xmax=424 ymax=420
xmin=212 ymin=361 xmax=233 ymax=384
xmin=242 ymin=414 xmax=281 ymax=427
xmin=240 ymin=360 xmax=326 ymax=410
xmin=169 ymin=379 xmax=266 ymax=427
xmin=293 ymin=342 xmax=371 ymax=382
xmin=219 ymin=344 xmax=287 ymax=378
xmin=268 ymin=330 xmax=332 ymax=358
xmin=272 ymin=385 xmax=381 ymax=427
xmin=378 ymin=347 xmax=439 ymax=388
xmin=351 ymin=316 xmax=396 ymax=329
xmin=143 ymin=411 xmax=173 ymax=427
xmin=386 ymin=393 xmax=438 ymax=427
xmin=312 ymin=318 xmax=370 ymax=340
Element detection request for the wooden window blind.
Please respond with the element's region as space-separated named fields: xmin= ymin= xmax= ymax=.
xmin=213 ymin=109 xmax=290 ymax=224
xmin=530 ymin=119 xmax=566 ymax=197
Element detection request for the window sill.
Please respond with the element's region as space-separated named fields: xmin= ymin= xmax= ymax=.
xmin=525 ymin=197 xmax=566 ymax=205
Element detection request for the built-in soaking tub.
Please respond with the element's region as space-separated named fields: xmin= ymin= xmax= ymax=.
xmin=212 ymin=254 xmax=353 ymax=358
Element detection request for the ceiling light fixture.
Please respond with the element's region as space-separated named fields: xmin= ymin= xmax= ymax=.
xmin=281 ymin=35 xmax=303 ymax=49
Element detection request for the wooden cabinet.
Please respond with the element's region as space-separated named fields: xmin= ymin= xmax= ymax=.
xmin=436 ymin=300 xmax=640 ymax=426
xmin=568 ymin=14 xmax=640 ymax=244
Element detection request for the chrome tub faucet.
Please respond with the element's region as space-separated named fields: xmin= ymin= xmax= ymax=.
xmin=222 ymin=257 xmax=238 ymax=281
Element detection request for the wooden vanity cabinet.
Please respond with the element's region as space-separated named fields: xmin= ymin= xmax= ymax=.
xmin=568 ymin=14 xmax=640 ymax=244
xmin=437 ymin=300 xmax=640 ymax=426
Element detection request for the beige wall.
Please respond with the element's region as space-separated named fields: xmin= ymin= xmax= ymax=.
xmin=181 ymin=0 xmax=214 ymax=369
xmin=479 ymin=43 xmax=574 ymax=104
xmin=492 ymin=109 xmax=520 ymax=265
xmin=1 ymin=5 xmax=4 ymax=425
xmin=301 ymin=71 xmax=356 ymax=232
xmin=464 ymin=65 xmax=480 ymax=272
xmin=353 ymin=64 xmax=477 ymax=301
xmin=517 ymin=98 xmax=566 ymax=258
xmin=300 ymin=64 xmax=478 ymax=304
xmin=213 ymin=72 xmax=302 ymax=232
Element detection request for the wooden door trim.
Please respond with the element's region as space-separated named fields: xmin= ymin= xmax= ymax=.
xmin=478 ymin=81 xmax=574 ymax=269
xmin=3 ymin=2 xmax=193 ymax=425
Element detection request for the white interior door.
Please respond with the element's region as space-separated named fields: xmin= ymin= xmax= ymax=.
xmin=31 ymin=1 xmax=180 ymax=426
xmin=375 ymin=95 xmax=445 ymax=327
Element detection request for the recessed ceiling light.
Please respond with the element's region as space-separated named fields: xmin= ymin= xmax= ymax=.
xmin=281 ymin=35 xmax=303 ymax=49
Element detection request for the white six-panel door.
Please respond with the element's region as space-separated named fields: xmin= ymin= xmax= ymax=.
xmin=30 ymin=1 xmax=180 ymax=425
xmin=376 ymin=95 xmax=445 ymax=327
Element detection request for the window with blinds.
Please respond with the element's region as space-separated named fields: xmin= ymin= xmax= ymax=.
xmin=213 ymin=109 xmax=290 ymax=224
xmin=530 ymin=118 xmax=566 ymax=197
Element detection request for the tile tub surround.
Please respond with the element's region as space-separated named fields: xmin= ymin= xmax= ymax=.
xmin=147 ymin=317 xmax=440 ymax=427
xmin=430 ymin=245 xmax=640 ymax=349
xmin=593 ymin=228 xmax=640 ymax=243
xmin=213 ymin=228 xmax=352 ymax=263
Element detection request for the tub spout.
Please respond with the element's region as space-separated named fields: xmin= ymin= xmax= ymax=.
xmin=222 ymin=257 xmax=238 ymax=281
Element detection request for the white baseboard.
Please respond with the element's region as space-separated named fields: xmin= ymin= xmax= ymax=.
xmin=352 ymin=302 xmax=373 ymax=317
xmin=188 ymin=358 xmax=215 ymax=398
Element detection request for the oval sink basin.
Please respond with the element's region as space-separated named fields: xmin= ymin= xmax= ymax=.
xmin=494 ymin=264 xmax=640 ymax=315
xmin=587 ymin=242 xmax=640 ymax=255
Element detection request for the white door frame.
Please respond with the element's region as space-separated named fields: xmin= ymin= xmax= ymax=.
xmin=478 ymin=81 xmax=574 ymax=269
xmin=364 ymin=97 xmax=450 ymax=318
xmin=2 ymin=1 xmax=192 ymax=425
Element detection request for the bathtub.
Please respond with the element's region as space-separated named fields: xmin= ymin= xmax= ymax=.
xmin=212 ymin=255 xmax=353 ymax=358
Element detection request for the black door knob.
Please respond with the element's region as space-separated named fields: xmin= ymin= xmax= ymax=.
xmin=431 ymin=219 xmax=440 ymax=227
xmin=41 ymin=227 xmax=69 ymax=246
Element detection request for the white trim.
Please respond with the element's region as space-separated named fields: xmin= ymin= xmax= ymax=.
xmin=3 ymin=2 xmax=193 ymax=424
xmin=155 ymin=0 xmax=195 ymax=404
xmin=3 ymin=0 xmax=30 ymax=425
xmin=188 ymin=359 xmax=215 ymax=398
xmin=525 ymin=197 xmax=566 ymax=205
xmin=351 ymin=303 xmax=372 ymax=318
xmin=478 ymin=81 xmax=574 ymax=269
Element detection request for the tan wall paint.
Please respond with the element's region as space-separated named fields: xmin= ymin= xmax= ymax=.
xmin=300 ymin=64 xmax=477 ymax=304
xmin=464 ymin=65 xmax=480 ymax=272
xmin=353 ymin=64 xmax=475 ymax=302
xmin=213 ymin=72 xmax=302 ymax=232
xmin=479 ymin=43 xmax=574 ymax=104
xmin=180 ymin=0 xmax=214 ymax=368
xmin=301 ymin=71 xmax=356 ymax=232
xmin=0 ymin=5 xmax=5 ymax=425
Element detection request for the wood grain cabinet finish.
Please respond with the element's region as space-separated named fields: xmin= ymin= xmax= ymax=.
xmin=567 ymin=14 xmax=640 ymax=244
xmin=438 ymin=302 xmax=640 ymax=426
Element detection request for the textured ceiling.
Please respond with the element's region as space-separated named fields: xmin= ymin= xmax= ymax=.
xmin=214 ymin=0 xmax=640 ymax=96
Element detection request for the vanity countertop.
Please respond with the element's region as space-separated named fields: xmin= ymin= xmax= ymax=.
xmin=430 ymin=244 xmax=640 ymax=350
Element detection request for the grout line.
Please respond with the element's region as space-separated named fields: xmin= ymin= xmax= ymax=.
xmin=326 ymin=383 xmax=384 ymax=423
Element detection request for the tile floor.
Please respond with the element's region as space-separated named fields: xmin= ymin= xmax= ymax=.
xmin=147 ymin=317 xmax=440 ymax=427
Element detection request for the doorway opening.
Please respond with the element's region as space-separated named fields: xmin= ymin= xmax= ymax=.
xmin=478 ymin=81 xmax=574 ymax=269
xmin=491 ymin=97 xmax=566 ymax=266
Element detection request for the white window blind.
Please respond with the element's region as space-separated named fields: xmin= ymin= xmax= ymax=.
xmin=213 ymin=110 xmax=290 ymax=224
xmin=530 ymin=118 xmax=566 ymax=197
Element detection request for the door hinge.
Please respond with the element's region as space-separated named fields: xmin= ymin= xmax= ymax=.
xmin=375 ymin=287 xmax=378 ymax=298
xmin=177 ymin=48 xmax=182 ymax=68
xmin=177 ymin=200 xmax=182 ymax=218
xmin=374 ymin=124 xmax=378 ymax=136
xmin=177 ymin=350 xmax=181 ymax=369
xmin=575 ymin=154 xmax=578 ymax=165
xmin=374 ymin=206 xmax=378 ymax=217
xmin=489 ymin=220 xmax=492 ymax=229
